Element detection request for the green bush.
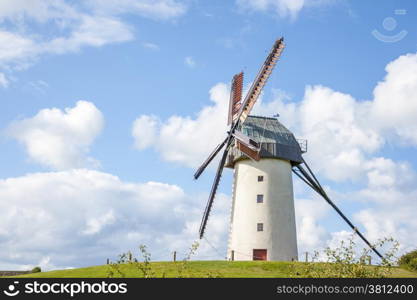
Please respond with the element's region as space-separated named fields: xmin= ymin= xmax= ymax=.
xmin=408 ymin=258 xmax=417 ymax=271
xmin=398 ymin=249 xmax=417 ymax=269
xmin=31 ymin=266 xmax=42 ymax=273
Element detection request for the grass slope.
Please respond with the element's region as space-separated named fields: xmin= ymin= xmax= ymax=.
xmin=10 ymin=261 xmax=417 ymax=278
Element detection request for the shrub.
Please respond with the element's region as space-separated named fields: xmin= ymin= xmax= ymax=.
xmin=409 ymin=258 xmax=417 ymax=270
xmin=31 ymin=267 xmax=41 ymax=273
xmin=398 ymin=249 xmax=417 ymax=270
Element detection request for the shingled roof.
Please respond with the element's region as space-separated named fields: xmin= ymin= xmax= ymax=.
xmin=226 ymin=115 xmax=303 ymax=167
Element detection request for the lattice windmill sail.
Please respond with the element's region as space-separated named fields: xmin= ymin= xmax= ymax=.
xmin=194 ymin=37 xmax=384 ymax=261
xmin=228 ymin=72 xmax=243 ymax=126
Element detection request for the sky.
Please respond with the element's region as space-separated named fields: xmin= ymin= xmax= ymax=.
xmin=1 ymin=0 xmax=417 ymax=270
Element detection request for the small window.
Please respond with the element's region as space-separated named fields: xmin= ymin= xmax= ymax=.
xmin=257 ymin=223 xmax=263 ymax=232
xmin=257 ymin=176 xmax=264 ymax=182
xmin=256 ymin=194 xmax=264 ymax=203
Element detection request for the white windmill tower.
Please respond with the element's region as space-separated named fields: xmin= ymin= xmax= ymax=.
xmin=225 ymin=115 xmax=303 ymax=261
xmin=194 ymin=37 xmax=385 ymax=261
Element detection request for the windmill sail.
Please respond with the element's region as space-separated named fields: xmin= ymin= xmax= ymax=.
xmin=194 ymin=37 xmax=287 ymax=240
xmin=199 ymin=142 xmax=231 ymax=239
xmin=194 ymin=37 xmax=285 ymax=182
xmin=238 ymin=38 xmax=285 ymax=124
xmin=233 ymin=130 xmax=260 ymax=161
xmin=233 ymin=130 xmax=259 ymax=149
xmin=194 ymin=136 xmax=228 ymax=180
xmin=292 ymin=158 xmax=385 ymax=260
xmin=236 ymin=141 xmax=260 ymax=161
xmin=228 ymin=72 xmax=244 ymax=125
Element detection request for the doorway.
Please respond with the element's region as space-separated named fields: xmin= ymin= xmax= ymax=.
xmin=253 ymin=249 xmax=267 ymax=261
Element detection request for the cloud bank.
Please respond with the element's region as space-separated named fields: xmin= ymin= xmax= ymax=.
xmin=8 ymin=101 xmax=104 ymax=170
xmin=0 ymin=0 xmax=188 ymax=85
xmin=0 ymin=169 xmax=230 ymax=270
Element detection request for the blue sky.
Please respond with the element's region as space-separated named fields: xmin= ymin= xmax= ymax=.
xmin=1 ymin=0 xmax=417 ymax=270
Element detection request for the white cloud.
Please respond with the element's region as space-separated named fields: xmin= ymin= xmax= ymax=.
xmin=0 ymin=0 xmax=187 ymax=24
xmin=295 ymin=198 xmax=330 ymax=251
xmin=236 ymin=0 xmax=333 ymax=19
xmin=142 ymin=42 xmax=160 ymax=50
xmin=363 ymin=157 xmax=416 ymax=191
xmin=353 ymin=157 xmax=417 ymax=250
xmin=0 ymin=72 xmax=9 ymax=87
xmin=27 ymin=80 xmax=49 ymax=93
xmin=260 ymin=86 xmax=381 ymax=182
xmin=45 ymin=15 xmax=134 ymax=54
xmin=251 ymin=88 xmax=304 ymax=127
xmin=237 ymin=0 xmax=304 ymax=19
xmin=0 ymin=169 xmax=229 ymax=270
xmin=132 ymin=115 xmax=160 ymax=150
xmin=295 ymin=85 xmax=383 ymax=181
xmin=0 ymin=0 xmax=75 ymax=22
xmin=0 ymin=0 xmax=187 ymax=75
xmin=82 ymin=210 xmax=116 ymax=235
xmin=354 ymin=205 xmax=417 ymax=255
xmin=86 ymin=0 xmax=187 ymax=20
xmin=0 ymin=2 xmax=133 ymax=70
xmin=0 ymin=30 xmax=38 ymax=69
xmin=132 ymin=83 xmax=229 ymax=167
xmin=371 ymin=53 xmax=417 ymax=145
xmin=7 ymin=101 xmax=104 ymax=170
xmin=184 ymin=56 xmax=196 ymax=68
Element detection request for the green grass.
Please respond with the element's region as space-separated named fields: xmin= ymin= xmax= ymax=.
xmin=7 ymin=261 xmax=417 ymax=278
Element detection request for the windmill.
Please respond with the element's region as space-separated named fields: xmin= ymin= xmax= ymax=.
xmin=194 ymin=37 xmax=384 ymax=261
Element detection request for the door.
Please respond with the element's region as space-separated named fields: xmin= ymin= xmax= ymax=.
xmin=253 ymin=249 xmax=267 ymax=261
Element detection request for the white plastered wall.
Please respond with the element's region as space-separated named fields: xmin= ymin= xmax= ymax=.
xmin=227 ymin=158 xmax=298 ymax=261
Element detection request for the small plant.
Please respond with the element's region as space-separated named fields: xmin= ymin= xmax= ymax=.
xmin=106 ymin=245 xmax=157 ymax=278
xmin=136 ymin=245 xmax=156 ymax=278
xmin=176 ymin=241 xmax=199 ymax=278
xmin=291 ymin=235 xmax=399 ymax=278
xmin=106 ymin=252 xmax=131 ymax=278
xmin=31 ymin=266 xmax=41 ymax=273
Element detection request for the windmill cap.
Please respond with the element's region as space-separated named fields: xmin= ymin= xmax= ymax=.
xmin=226 ymin=115 xmax=304 ymax=167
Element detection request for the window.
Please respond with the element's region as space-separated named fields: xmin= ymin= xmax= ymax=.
xmin=257 ymin=223 xmax=263 ymax=231
xmin=256 ymin=194 xmax=264 ymax=203
xmin=257 ymin=176 xmax=264 ymax=182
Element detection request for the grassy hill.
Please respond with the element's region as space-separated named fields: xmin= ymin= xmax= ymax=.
xmin=9 ymin=261 xmax=417 ymax=278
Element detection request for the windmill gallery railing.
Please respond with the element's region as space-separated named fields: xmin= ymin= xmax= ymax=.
xmin=296 ymin=139 xmax=307 ymax=153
